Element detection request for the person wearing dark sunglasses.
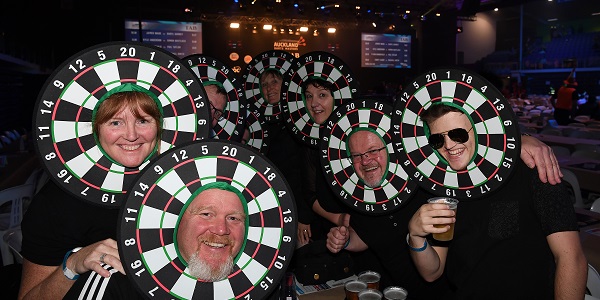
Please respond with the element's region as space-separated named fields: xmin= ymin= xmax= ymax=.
xmin=347 ymin=129 xmax=389 ymax=188
xmin=406 ymin=103 xmax=587 ymax=299
xmin=420 ymin=105 xmax=477 ymax=171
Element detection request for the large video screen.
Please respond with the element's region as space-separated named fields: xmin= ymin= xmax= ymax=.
xmin=361 ymin=33 xmax=411 ymax=68
xmin=124 ymin=20 xmax=202 ymax=58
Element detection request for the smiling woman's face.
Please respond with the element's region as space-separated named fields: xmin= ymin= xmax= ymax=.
xmin=95 ymin=92 xmax=160 ymax=168
xmin=304 ymin=83 xmax=334 ymax=125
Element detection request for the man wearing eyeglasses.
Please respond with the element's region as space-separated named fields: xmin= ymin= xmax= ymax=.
xmin=347 ymin=129 xmax=388 ymax=188
xmin=406 ymin=103 xmax=587 ymax=299
xmin=204 ymin=83 xmax=227 ymax=128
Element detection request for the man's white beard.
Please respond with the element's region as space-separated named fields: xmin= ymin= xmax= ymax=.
xmin=188 ymin=251 xmax=234 ymax=282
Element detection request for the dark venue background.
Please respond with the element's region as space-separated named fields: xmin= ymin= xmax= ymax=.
xmin=1 ymin=0 xmax=599 ymax=134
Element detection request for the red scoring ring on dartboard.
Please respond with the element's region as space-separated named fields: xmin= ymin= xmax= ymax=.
xmin=51 ymin=59 xmax=195 ymax=182
xmin=392 ymin=67 xmax=520 ymax=199
xmin=321 ymin=100 xmax=416 ymax=215
xmin=120 ymin=140 xmax=296 ymax=299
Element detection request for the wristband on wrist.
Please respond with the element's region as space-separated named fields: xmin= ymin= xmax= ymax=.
xmin=62 ymin=247 xmax=82 ymax=280
xmin=343 ymin=237 xmax=350 ymax=249
xmin=406 ymin=233 xmax=427 ymax=252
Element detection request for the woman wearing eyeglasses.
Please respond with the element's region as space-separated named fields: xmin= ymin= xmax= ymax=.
xmin=406 ymin=103 xmax=587 ymax=299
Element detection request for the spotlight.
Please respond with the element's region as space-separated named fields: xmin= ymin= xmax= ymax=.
xmin=456 ymin=26 xmax=463 ymax=33
xmin=263 ymin=24 xmax=272 ymax=30
xmin=327 ymin=28 xmax=336 ymax=33
xmin=230 ymin=23 xmax=240 ymax=28
xmin=372 ymin=22 xmax=377 ymax=28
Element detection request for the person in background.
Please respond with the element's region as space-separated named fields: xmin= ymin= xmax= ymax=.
xmin=204 ymin=83 xmax=227 ymax=129
xmin=552 ymin=75 xmax=579 ymax=125
xmin=19 ymin=89 xmax=162 ymax=300
xmin=298 ymin=77 xmax=348 ymax=247
xmin=260 ymin=69 xmax=283 ymax=105
xmin=303 ymin=77 xmax=336 ymax=125
xmin=407 ymin=104 xmax=587 ymax=299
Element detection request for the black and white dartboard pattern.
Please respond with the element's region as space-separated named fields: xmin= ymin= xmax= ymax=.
xmin=244 ymin=108 xmax=271 ymax=154
xmin=321 ymin=99 xmax=417 ymax=215
xmin=33 ymin=41 xmax=210 ymax=208
xmin=242 ymin=50 xmax=295 ymax=123
xmin=118 ymin=139 xmax=297 ymax=300
xmin=391 ymin=68 xmax=520 ymax=200
xmin=281 ymin=51 xmax=359 ymax=148
xmin=184 ymin=54 xmax=246 ymax=142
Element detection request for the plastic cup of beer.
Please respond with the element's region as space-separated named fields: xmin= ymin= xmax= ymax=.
xmin=358 ymin=288 xmax=383 ymax=300
xmin=383 ymin=286 xmax=408 ymax=300
xmin=345 ymin=279 xmax=368 ymax=300
xmin=427 ymin=197 xmax=459 ymax=241
xmin=358 ymin=270 xmax=381 ymax=290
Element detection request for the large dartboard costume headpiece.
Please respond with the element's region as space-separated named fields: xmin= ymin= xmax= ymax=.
xmin=33 ymin=41 xmax=210 ymax=208
xmin=281 ymin=51 xmax=359 ymax=148
xmin=184 ymin=54 xmax=246 ymax=142
xmin=242 ymin=50 xmax=295 ymax=123
xmin=118 ymin=139 xmax=297 ymax=299
xmin=320 ymin=99 xmax=417 ymax=215
xmin=243 ymin=108 xmax=271 ymax=154
xmin=391 ymin=67 xmax=520 ymax=200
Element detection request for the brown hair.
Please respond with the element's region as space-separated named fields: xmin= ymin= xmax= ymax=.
xmin=420 ymin=104 xmax=463 ymax=125
xmin=93 ymin=91 xmax=162 ymax=142
xmin=259 ymin=69 xmax=283 ymax=83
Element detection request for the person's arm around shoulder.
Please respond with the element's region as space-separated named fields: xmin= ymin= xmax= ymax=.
xmin=407 ymin=203 xmax=451 ymax=282
xmin=546 ymin=231 xmax=587 ymax=300
xmin=520 ymin=135 xmax=562 ymax=185
xmin=19 ymin=239 xmax=125 ymax=300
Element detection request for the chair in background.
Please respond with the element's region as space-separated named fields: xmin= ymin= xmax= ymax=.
xmin=560 ymin=168 xmax=588 ymax=209
xmin=591 ymin=198 xmax=600 ymax=213
xmin=0 ymin=183 xmax=34 ymax=266
xmin=569 ymin=130 xmax=593 ymax=139
xmin=540 ymin=128 xmax=563 ymax=136
xmin=575 ymin=115 xmax=592 ymax=124
xmin=2 ymin=227 xmax=22 ymax=264
xmin=571 ymin=150 xmax=600 ymax=161
xmin=549 ymin=145 xmax=571 ymax=159
xmin=588 ymin=263 xmax=600 ymax=298
xmin=0 ymin=135 xmax=11 ymax=145
xmin=574 ymin=144 xmax=600 ymax=152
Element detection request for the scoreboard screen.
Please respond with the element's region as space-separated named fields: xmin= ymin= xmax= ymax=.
xmin=361 ymin=33 xmax=412 ymax=68
xmin=125 ymin=19 xmax=202 ymax=58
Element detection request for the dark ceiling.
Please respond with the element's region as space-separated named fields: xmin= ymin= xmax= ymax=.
xmin=125 ymin=0 xmax=599 ymax=24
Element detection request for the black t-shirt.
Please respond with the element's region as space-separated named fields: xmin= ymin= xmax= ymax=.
xmin=349 ymin=188 xmax=450 ymax=300
xmin=21 ymin=180 xmax=119 ymax=266
xmin=444 ymin=160 xmax=578 ymax=299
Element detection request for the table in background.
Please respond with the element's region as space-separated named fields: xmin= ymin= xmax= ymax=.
xmin=558 ymin=158 xmax=600 ymax=194
xmin=533 ymin=134 xmax=600 ymax=153
xmin=298 ymin=286 xmax=345 ymax=300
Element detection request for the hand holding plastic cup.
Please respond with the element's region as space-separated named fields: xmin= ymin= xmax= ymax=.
xmin=427 ymin=197 xmax=459 ymax=241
